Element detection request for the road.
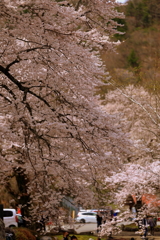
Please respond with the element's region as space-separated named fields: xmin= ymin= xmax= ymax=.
xmin=70 ymin=223 xmax=97 ymax=234
xmin=46 ymin=223 xmax=97 ymax=234
xmin=62 ymin=221 xmax=160 ymax=233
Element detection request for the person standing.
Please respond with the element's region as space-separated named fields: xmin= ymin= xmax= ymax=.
xmin=96 ymin=211 xmax=102 ymax=233
xmin=142 ymin=217 xmax=149 ymax=239
xmin=148 ymin=216 xmax=156 ymax=235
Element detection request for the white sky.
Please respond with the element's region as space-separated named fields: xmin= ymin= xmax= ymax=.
xmin=117 ymin=0 xmax=127 ymax=2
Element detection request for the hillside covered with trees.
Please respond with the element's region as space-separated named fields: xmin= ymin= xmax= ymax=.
xmin=101 ymin=0 xmax=160 ymax=93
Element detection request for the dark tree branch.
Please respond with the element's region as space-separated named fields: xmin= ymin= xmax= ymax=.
xmin=6 ymin=58 xmax=20 ymax=71
xmin=0 ymin=65 xmax=56 ymax=112
xmin=1 ymin=84 xmax=16 ymax=100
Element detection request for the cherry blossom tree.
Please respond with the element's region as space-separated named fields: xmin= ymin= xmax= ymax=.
xmin=0 ymin=0 xmax=130 ymax=225
xmin=105 ymin=161 xmax=160 ymax=207
xmin=101 ymin=161 xmax=160 ymax=237
xmin=101 ymin=85 xmax=160 ymax=163
xmin=99 ymin=84 xmax=160 ymax=236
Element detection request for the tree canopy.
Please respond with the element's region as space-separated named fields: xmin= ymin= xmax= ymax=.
xmin=0 ymin=0 xmax=130 ymax=224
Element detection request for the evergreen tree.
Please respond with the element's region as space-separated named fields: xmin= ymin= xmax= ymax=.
xmin=128 ymin=49 xmax=139 ymax=68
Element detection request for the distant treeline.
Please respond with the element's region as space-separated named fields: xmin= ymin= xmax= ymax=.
xmin=126 ymin=0 xmax=160 ymax=27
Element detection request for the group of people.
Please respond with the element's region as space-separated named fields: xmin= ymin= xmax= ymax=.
xmin=96 ymin=211 xmax=157 ymax=238
xmin=63 ymin=213 xmax=157 ymax=240
xmin=139 ymin=216 xmax=157 ymax=238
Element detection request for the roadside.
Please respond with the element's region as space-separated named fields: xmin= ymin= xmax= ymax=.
xmin=46 ymin=222 xmax=160 ymax=240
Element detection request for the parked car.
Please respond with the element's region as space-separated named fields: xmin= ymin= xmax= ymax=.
xmin=75 ymin=211 xmax=97 ymax=223
xmin=3 ymin=208 xmax=18 ymax=228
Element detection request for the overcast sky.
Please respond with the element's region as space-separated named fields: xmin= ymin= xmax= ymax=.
xmin=117 ymin=0 xmax=127 ymax=3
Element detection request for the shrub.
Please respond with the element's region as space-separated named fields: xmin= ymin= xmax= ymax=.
xmin=123 ymin=223 xmax=139 ymax=231
xmin=14 ymin=227 xmax=36 ymax=240
xmin=155 ymin=225 xmax=160 ymax=232
xmin=14 ymin=230 xmax=28 ymax=240
xmin=123 ymin=223 xmax=160 ymax=232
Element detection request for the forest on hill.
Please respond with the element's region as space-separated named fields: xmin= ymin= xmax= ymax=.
xmin=99 ymin=0 xmax=160 ymax=170
xmin=100 ymin=0 xmax=160 ymax=95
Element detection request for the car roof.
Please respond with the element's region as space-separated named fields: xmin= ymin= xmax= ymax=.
xmin=3 ymin=208 xmax=17 ymax=212
xmin=4 ymin=208 xmax=16 ymax=210
xmin=79 ymin=211 xmax=96 ymax=214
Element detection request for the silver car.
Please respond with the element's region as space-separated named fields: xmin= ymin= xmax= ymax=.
xmin=75 ymin=211 xmax=97 ymax=223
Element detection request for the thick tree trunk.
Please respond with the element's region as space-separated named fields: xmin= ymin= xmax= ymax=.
xmin=0 ymin=219 xmax=5 ymax=240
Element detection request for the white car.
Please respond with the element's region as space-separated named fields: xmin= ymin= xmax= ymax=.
xmin=3 ymin=208 xmax=18 ymax=228
xmin=75 ymin=211 xmax=97 ymax=223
